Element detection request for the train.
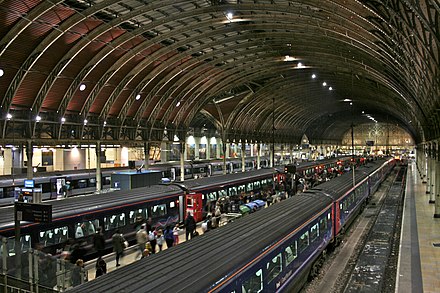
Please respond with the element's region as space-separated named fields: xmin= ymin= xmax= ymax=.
xmin=67 ymin=157 xmax=395 ymax=293
xmin=0 ymin=156 xmax=353 ymax=261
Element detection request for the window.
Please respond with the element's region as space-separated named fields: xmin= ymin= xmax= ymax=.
xmin=3 ymin=235 xmax=32 ymax=256
xmin=310 ymin=223 xmax=319 ymax=242
xmin=129 ymin=208 xmax=148 ymax=224
xmin=151 ymin=204 xmax=167 ymax=218
xmin=218 ymin=189 xmax=227 ymax=198
xmin=285 ymin=241 xmax=297 ymax=265
xmin=104 ymin=213 xmax=126 ymax=231
xmin=74 ymin=220 xmax=99 ymax=239
xmin=207 ymin=192 xmax=217 ymax=202
xmin=229 ymin=186 xmax=238 ymax=197
xmin=246 ymin=183 xmax=254 ymax=192
xmin=298 ymin=231 xmax=309 ymax=253
xmin=261 ymin=179 xmax=267 ymax=186
xmin=267 ymin=253 xmax=282 ymax=282
xmin=237 ymin=184 xmax=246 ymax=194
xmin=242 ymin=269 xmax=263 ymax=293
xmin=320 ymin=217 xmax=328 ymax=236
xmin=39 ymin=227 xmax=68 ymax=246
xmin=254 ymin=181 xmax=260 ymax=190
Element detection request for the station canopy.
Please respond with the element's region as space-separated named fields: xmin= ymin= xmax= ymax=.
xmin=0 ymin=0 xmax=438 ymax=146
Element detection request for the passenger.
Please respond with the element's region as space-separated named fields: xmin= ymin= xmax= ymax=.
xmin=143 ymin=241 xmax=153 ymax=257
xmin=112 ymin=229 xmax=126 ymax=267
xmin=148 ymin=230 xmax=157 ymax=254
xmin=71 ymin=259 xmax=85 ymax=287
xmin=95 ymin=256 xmax=107 ymax=278
xmin=93 ymin=227 xmax=105 ymax=257
xmin=173 ymin=224 xmax=180 ymax=245
xmin=184 ymin=212 xmax=196 ymax=241
xmin=135 ymin=224 xmax=147 ymax=259
xmin=75 ymin=224 xmax=85 ymax=238
xmin=156 ymin=229 xmax=164 ymax=252
xmin=163 ymin=226 xmax=174 ymax=249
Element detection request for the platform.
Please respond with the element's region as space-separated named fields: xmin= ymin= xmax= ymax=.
xmin=396 ymin=161 xmax=440 ymax=293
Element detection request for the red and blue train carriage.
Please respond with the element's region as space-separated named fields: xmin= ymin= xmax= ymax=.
xmin=67 ymin=157 xmax=394 ymax=293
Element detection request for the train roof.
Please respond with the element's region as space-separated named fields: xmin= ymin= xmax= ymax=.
xmin=69 ymin=189 xmax=333 ymax=293
xmin=303 ymin=158 xmax=391 ymax=201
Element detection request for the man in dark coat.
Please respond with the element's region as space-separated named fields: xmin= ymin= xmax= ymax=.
xmin=184 ymin=213 xmax=196 ymax=241
xmin=93 ymin=227 xmax=105 ymax=257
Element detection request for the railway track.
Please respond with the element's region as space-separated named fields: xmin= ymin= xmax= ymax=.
xmin=303 ymin=165 xmax=406 ymax=293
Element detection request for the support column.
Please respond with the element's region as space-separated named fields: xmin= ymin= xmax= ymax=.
xmin=95 ymin=142 xmax=101 ymax=192
xmin=422 ymin=144 xmax=428 ymax=183
xmin=270 ymin=144 xmax=274 ymax=168
xmin=434 ymin=141 xmax=440 ymax=217
xmin=144 ymin=142 xmax=149 ymax=169
xmin=222 ymin=141 xmax=227 ymax=175
xmin=26 ymin=140 xmax=33 ymax=180
xmin=180 ymin=142 xmax=185 ymax=182
xmin=428 ymin=143 xmax=435 ymax=203
xmin=194 ymin=137 xmax=200 ymax=160
xmin=430 ymin=142 xmax=437 ymax=204
xmin=241 ymin=142 xmax=246 ymax=172
xmin=257 ymin=143 xmax=261 ymax=169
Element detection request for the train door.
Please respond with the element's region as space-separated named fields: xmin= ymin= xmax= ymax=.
xmin=50 ymin=177 xmax=66 ymax=199
xmin=185 ymin=192 xmax=203 ymax=222
xmin=170 ymin=167 xmax=176 ymax=181
xmin=207 ymin=164 xmax=212 ymax=176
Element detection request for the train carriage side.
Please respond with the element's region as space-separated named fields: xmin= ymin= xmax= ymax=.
xmin=0 ymin=184 xmax=184 ymax=259
xmin=329 ymin=158 xmax=394 ymax=239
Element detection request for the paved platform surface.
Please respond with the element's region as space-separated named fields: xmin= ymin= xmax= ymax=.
xmin=396 ymin=161 xmax=440 ymax=293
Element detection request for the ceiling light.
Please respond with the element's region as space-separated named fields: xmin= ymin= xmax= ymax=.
xmin=135 ymin=94 xmax=141 ymax=100
xmin=176 ymin=101 xmax=181 ymax=107
xmin=0 ymin=69 xmax=4 ymax=77
xmin=103 ymin=121 xmax=107 ymax=126
xmin=329 ymin=87 xmax=333 ymax=91
xmin=84 ymin=119 xmax=88 ymax=125
xmin=36 ymin=115 xmax=41 ymax=122
xmin=79 ymin=83 xmax=86 ymax=91
xmin=297 ymin=62 xmax=304 ymax=68
xmin=61 ymin=117 xmax=66 ymax=123
xmin=226 ymin=12 xmax=233 ymax=21
xmin=284 ymin=55 xmax=295 ymax=61
xmin=6 ymin=113 xmax=12 ymax=120
xmin=322 ymin=82 xmax=327 ymax=86
xmin=343 ymin=99 xmax=352 ymax=102
xmin=312 ymin=74 xmax=316 ymax=79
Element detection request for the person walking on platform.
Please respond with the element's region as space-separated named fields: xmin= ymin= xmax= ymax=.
xmin=112 ymin=229 xmax=125 ymax=267
xmin=184 ymin=212 xmax=196 ymax=241
xmin=95 ymin=256 xmax=107 ymax=278
xmin=93 ymin=227 xmax=105 ymax=257
xmin=164 ymin=226 xmax=174 ymax=248
xmin=136 ymin=224 xmax=147 ymax=259
xmin=156 ymin=229 xmax=164 ymax=252
xmin=173 ymin=224 xmax=180 ymax=245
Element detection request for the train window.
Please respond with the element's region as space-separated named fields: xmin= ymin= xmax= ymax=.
xmin=74 ymin=220 xmax=99 ymax=239
xmin=4 ymin=235 xmax=32 ymax=256
xmin=310 ymin=223 xmax=319 ymax=242
xmin=320 ymin=217 xmax=327 ymax=235
xmin=218 ymin=189 xmax=227 ymax=198
xmin=129 ymin=209 xmax=148 ymax=224
xmin=246 ymin=183 xmax=253 ymax=192
xmin=267 ymin=253 xmax=282 ymax=282
xmin=241 ymin=268 xmax=263 ymax=293
xmin=151 ymin=204 xmax=167 ymax=218
xmin=229 ymin=186 xmax=238 ymax=197
xmin=238 ymin=185 xmax=246 ymax=194
xmin=77 ymin=179 xmax=87 ymax=189
xmin=285 ymin=241 xmax=297 ymax=265
xmin=89 ymin=178 xmax=96 ymax=187
xmin=207 ymin=192 xmax=217 ymax=202
xmin=298 ymin=231 xmax=309 ymax=254
xmin=103 ymin=176 xmax=111 ymax=185
xmin=254 ymin=181 xmax=260 ymax=190
xmin=104 ymin=213 xmax=126 ymax=231
xmin=39 ymin=227 xmax=68 ymax=246
xmin=169 ymin=201 xmax=175 ymax=208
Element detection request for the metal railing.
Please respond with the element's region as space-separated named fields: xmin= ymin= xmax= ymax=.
xmin=0 ymin=237 xmax=86 ymax=292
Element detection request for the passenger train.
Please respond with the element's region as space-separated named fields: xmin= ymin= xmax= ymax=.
xmin=0 ymin=156 xmax=352 ymax=262
xmin=67 ymin=157 xmax=395 ymax=293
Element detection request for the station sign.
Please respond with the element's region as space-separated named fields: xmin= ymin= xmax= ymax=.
xmin=15 ymin=202 xmax=52 ymax=223
xmin=24 ymin=179 xmax=35 ymax=188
